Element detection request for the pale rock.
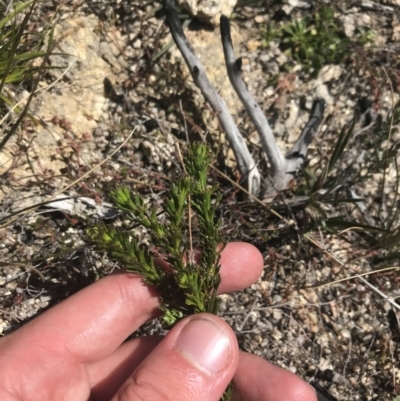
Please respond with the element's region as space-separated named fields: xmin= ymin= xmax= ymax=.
xmin=246 ymin=39 xmax=261 ymax=52
xmin=39 ymin=14 xmax=127 ymax=138
xmin=254 ymin=15 xmax=267 ymax=24
xmin=315 ymin=84 xmax=334 ymax=106
xmin=285 ymin=100 xmax=300 ymax=143
xmin=109 ymin=40 xmax=121 ymax=58
xmin=166 ymin=22 xmax=248 ymax=114
xmin=317 ymin=64 xmax=344 ymax=83
xmin=306 ymin=77 xmax=334 ymax=105
xmin=281 ymin=4 xmax=293 ymax=14
xmin=0 ymin=14 xmax=127 ymax=202
xmin=341 ymin=12 xmax=375 ymax=40
xmin=318 ymin=357 xmax=333 ymax=372
xmin=177 ymin=0 xmax=237 ymax=25
xmin=358 ymin=13 xmax=372 ymax=26
xmin=0 ymin=135 xmax=68 ymax=192
xmin=225 ymin=147 xmax=236 ymax=168
xmin=133 ymin=38 xmax=142 ymax=49
xmin=272 ymin=308 xmax=283 ymax=321
xmin=392 ymin=16 xmax=400 ymax=41
xmin=276 ymin=52 xmax=288 ymax=66
xmin=340 ymin=14 xmax=356 ymax=38
xmin=288 ymin=0 xmax=311 ymax=7
xmin=374 ymin=33 xmax=387 ymax=46
xmin=264 ymin=86 xmax=275 ymax=98
xmin=282 ymin=0 xmax=311 ymax=15
xmin=241 ymin=57 xmax=250 ymax=69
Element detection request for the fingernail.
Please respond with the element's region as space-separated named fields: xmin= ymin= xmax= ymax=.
xmin=175 ymin=317 xmax=231 ymax=375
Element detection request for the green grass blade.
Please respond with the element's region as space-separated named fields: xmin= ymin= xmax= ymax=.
xmin=328 ymin=118 xmax=356 ymax=173
xmin=0 ymin=1 xmax=36 ymax=93
xmin=0 ymin=0 xmax=34 ymax=31
xmin=152 ymin=17 xmax=191 ymax=62
xmin=324 ymin=217 xmax=387 ymax=233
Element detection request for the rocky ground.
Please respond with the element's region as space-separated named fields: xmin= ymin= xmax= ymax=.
xmin=1 ymin=0 xmax=400 ymax=400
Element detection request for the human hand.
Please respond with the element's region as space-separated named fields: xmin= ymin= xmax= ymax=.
xmin=0 ymin=242 xmax=317 ymax=401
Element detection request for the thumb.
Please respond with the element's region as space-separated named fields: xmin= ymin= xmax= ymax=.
xmin=113 ymin=313 xmax=239 ymax=401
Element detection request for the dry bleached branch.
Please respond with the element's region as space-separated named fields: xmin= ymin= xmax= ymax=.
xmin=163 ymin=0 xmax=325 ymax=198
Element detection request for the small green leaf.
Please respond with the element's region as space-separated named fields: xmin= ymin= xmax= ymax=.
xmin=89 ymin=143 xmax=223 ymax=329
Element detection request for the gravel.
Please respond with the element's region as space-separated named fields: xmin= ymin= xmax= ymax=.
xmin=1 ymin=1 xmax=400 ymax=400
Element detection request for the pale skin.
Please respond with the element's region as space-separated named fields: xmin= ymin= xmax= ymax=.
xmin=0 ymin=242 xmax=317 ymax=401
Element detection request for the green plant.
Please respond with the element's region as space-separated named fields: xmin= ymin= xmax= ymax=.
xmin=296 ymin=115 xmax=389 ymax=235
xmin=87 ymin=143 xmax=224 ymax=321
xmin=261 ymin=5 xmax=372 ymax=75
xmin=281 ymin=6 xmax=349 ymax=74
xmin=357 ymin=26 xmax=375 ymax=46
xmin=88 ymin=143 xmax=232 ymax=399
xmin=0 ymin=0 xmax=56 ymax=150
xmin=1 ymin=2 xmax=42 ymax=84
xmin=298 ymin=117 xmax=363 ymax=231
xmin=369 ymin=100 xmax=400 ymax=255
xmin=260 ymin=21 xmax=280 ymax=47
xmin=290 ymin=98 xmax=400 ymax=259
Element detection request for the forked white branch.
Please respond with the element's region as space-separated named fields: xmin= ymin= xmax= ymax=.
xmin=163 ymin=0 xmax=325 ymax=198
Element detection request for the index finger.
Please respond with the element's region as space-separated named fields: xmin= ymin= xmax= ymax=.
xmin=4 ymin=242 xmax=263 ymax=365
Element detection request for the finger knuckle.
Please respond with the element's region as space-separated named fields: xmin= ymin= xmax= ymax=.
xmin=117 ymin=372 xmax=169 ymax=401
